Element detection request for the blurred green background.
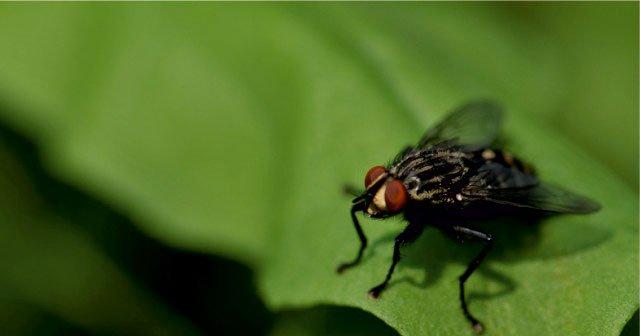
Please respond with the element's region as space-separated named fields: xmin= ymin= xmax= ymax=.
xmin=0 ymin=3 xmax=637 ymax=336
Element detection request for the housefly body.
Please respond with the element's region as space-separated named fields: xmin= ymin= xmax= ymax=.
xmin=337 ymin=101 xmax=600 ymax=333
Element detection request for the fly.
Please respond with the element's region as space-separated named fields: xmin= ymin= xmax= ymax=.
xmin=337 ymin=100 xmax=600 ymax=333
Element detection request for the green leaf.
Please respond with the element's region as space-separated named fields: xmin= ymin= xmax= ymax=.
xmin=0 ymin=3 xmax=636 ymax=336
xmin=0 ymin=140 xmax=200 ymax=335
xmin=528 ymin=4 xmax=639 ymax=189
xmin=260 ymin=110 xmax=638 ymax=335
xmin=270 ymin=306 xmax=397 ymax=336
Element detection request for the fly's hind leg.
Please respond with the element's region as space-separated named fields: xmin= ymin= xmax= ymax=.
xmin=451 ymin=225 xmax=493 ymax=334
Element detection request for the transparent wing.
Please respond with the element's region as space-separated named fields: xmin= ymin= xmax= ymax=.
xmin=418 ymin=100 xmax=502 ymax=150
xmin=465 ymin=183 xmax=601 ymax=214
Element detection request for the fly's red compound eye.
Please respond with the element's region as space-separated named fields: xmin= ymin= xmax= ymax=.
xmin=364 ymin=166 xmax=387 ymax=188
xmin=385 ymin=179 xmax=408 ymax=212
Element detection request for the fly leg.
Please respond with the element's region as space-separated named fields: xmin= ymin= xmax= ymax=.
xmin=368 ymin=222 xmax=424 ymax=298
xmin=452 ymin=225 xmax=493 ymax=334
xmin=342 ymin=184 xmax=362 ymax=197
xmin=337 ymin=202 xmax=368 ymax=273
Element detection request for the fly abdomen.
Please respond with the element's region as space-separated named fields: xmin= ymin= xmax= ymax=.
xmin=480 ymin=149 xmax=535 ymax=175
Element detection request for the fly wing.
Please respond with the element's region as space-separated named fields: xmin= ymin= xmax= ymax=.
xmin=474 ymin=184 xmax=600 ymax=214
xmin=418 ymin=100 xmax=502 ymax=150
xmin=463 ymin=162 xmax=600 ymax=214
xmin=464 ymin=165 xmax=600 ymax=214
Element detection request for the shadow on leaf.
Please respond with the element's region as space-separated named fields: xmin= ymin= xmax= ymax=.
xmin=365 ymin=212 xmax=610 ymax=303
xmin=271 ymin=305 xmax=398 ymax=336
xmin=0 ymin=114 xmax=273 ymax=335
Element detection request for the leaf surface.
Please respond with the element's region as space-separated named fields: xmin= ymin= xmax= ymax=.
xmin=0 ymin=3 xmax=636 ymax=335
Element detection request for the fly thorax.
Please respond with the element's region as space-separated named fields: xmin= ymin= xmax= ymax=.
xmin=404 ymin=176 xmax=420 ymax=194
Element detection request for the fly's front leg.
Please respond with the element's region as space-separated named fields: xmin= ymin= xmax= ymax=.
xmin=342 ymin=184 xmax=363 ymax=197
xmin=337 ymin=203 xmax=368 ymax=273
xmin=452 ymin=225 xmax=493 ymax=334
xmin=368 ymin=222 xmax=424 ymax=299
